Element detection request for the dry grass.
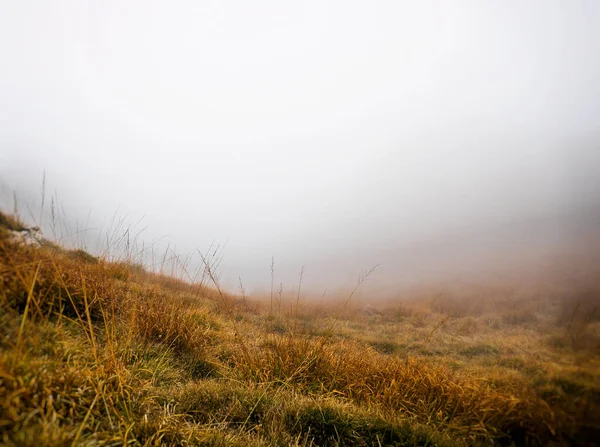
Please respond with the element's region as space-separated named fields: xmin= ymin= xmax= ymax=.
xmin=1 ymin=210 xmax=599 ymax=446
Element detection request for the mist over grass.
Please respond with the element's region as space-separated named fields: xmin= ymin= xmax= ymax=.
xmin=2 ymin=2 xmax=600 ymax=444
xmin=2 ymin=178 xmax=599 ymax=300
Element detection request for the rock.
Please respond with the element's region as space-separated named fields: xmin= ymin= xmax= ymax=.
xmin=8 ymin=228 xmax=43 ymax=247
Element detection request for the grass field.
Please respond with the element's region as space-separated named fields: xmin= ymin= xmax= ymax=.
xmin=1 ymin=210 xmax=599 ymax=446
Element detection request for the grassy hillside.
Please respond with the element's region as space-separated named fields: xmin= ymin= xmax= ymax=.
xmin=1 ymin=211 xmax=599 ymax=446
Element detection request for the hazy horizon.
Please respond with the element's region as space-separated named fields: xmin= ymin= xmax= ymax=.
xmin=2 ymin=1 xmax=600 ymax=294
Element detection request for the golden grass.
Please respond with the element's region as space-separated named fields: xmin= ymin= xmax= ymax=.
xmin=1 ymin=211 xmax=599 ymax=446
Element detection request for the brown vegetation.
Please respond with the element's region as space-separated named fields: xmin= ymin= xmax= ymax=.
xmin=1 ymin=211 xmax=599 ymax=446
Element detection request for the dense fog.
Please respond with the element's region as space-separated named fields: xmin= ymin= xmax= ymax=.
xmin=2 ymin=1 xmax=599 ymax=295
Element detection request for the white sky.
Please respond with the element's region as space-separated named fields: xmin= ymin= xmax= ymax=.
xmin=1 ymin=1 xmax=600 ymax=292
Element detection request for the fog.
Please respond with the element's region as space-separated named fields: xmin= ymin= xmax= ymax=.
xmin=1 ymin=1 xmax=600 ymax=295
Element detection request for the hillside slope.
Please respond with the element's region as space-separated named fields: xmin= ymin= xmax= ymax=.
xmin=1 ymin=211 xmax=599 ymax=446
